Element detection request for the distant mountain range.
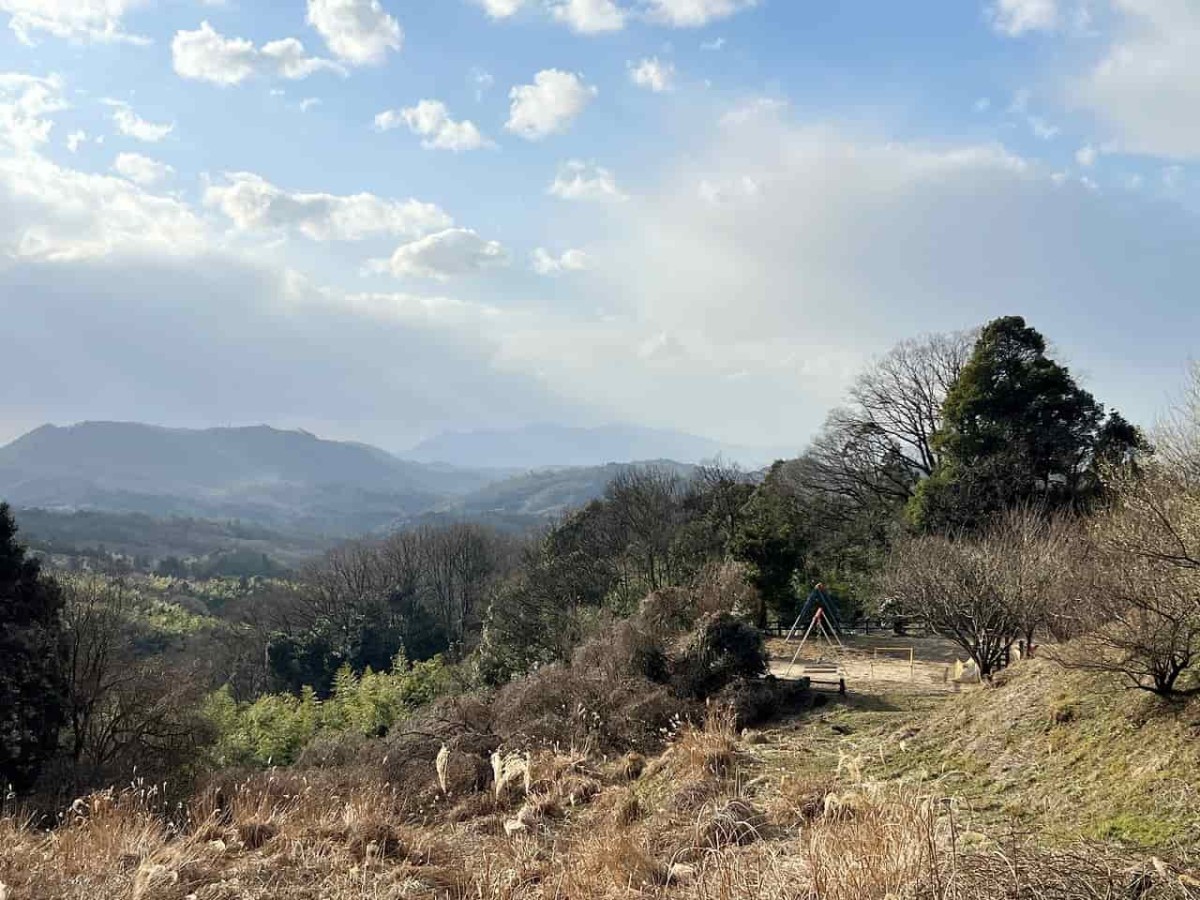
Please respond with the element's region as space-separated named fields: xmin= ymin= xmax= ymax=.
xmin=0 ymin=422 xmax=496 ymax=536
xmin=0 ymin=423 xmax=732 ymax=557
xmin=409 ymin=423 xmax=789 ymax=470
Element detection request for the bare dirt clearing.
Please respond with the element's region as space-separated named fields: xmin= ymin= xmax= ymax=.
xmin=767 ymin=632 xmax=968 ymax=696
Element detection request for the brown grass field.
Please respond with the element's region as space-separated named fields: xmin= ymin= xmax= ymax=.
xmin=4 ymin=637 xmax=1200 ymax=899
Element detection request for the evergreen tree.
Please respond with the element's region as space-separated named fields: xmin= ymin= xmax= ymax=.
xmin=909 ymin=316 xmax=1142 ymax=531
xmin=730 ymin=464 xmax=808 ymax=627
xmin=0 ymin=503 xmax=67 ymax=791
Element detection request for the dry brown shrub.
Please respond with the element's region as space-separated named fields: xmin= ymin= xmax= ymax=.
xmin=345 ymin=820 xmax=405 ymax=862
xmin=692 ymin=798 xmax=766 ymax=851
xmin=599 ymin=834 xmax=669 ymax=890
xmin=435 ymin=747 xmax=492 ymax=796
xmin=613 ymin=790 xmax=642 ymax=827
xmin=234 ymin=820 xmax=276 ymax=850
xmin=639 ymin=586 xmax=699 ymax=635
xmin=620 ymin=751 xmax=646 ymax=780
xmin=693 ymin=560 xmax=760 ymax=621
xmin=770 ymin=774 xmax=836 ymax=826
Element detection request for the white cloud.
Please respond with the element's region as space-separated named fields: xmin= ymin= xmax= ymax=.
xmin=66 ymin=129 xmax=86 ymax=152
xmin=1075 ymin=143 xmax=1098 ymax=167
xmin=0 ymin=0 xmax=150 ymax=45
xmin=260 ymin=38 xmax=345 ymax=80
xmin=549 ymin=159 xmax=626 ymax=201
xmin=572 ymin=115 xmax=1200 ymax=444
xmin=988 ymin=0 xmax=1058 ymax=36
xmin=719 ymin=95 xmax=787 ymax=126
xmin=0 ymin=72 xmax=67 ymax=151
xmin=473 ymin=0 xmax=526 ymax=18
xmin=642 ymin=0 xmax=757 ymax=27
xmin=506 ymin=69 xmax=597 ymax=141
xmin=531 ymin=246 xmax=591 ymax=274
xmin=1077 ymin=0 xmax=1200 ymax=160
xmin=172 ymin=22 xmax=343 ymax=87
xmin=629 ymin=56 xmax=675 ymax=92
xmin=373 ymin=228 xmax=509 ymax=280
xmin=106 ymin=101 xmax=174 ymax=143
xmin=306 ymin=0 xmax=402 ymax=66
xmin=112 ymin=151 xmax=174 ymax=187
xmin=700 ymin=36 xmax=726 ymax=50
xmin=299 ymin=97 xmax=321 ymax=112
xmin=1027 ymin=115 xmax=1059 ymax=140
xmin=0 ymin=151 xmax=204 ymax=260
xmin=548 ymin=0 xmax=627 ymax=34
xmin=376 ymin=100 xmax=491 ymax=151
xmin=172 ymin=23 xmax=258 ymax=86
xmin=204 ymin=172 xmax=451 ymax=241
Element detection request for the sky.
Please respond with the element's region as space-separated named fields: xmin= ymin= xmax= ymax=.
xmin=1 ymin=0 xmax=1198 ymax=456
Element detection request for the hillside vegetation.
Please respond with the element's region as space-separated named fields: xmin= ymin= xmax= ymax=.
xmin=5 ymin=317 xmax=1200 ymax=898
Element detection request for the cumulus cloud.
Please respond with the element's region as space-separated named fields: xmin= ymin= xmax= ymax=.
xmin=629 ymin=57 xmax=675 ymax=92
xmin=112 ymin=151 xmax=174 ymax=187
xmin=1077 ymin=0 xmax=1200 ymax=160
xmin=548 ymin=0 xmax=627 ymax=34
xmin=66 ymin=129 xmax=87 ymax=152
xmin=0 ymin=0 xmax=150 ymax=45
xmin=0 ymin=130 xmax=564 ymax=447
xmin=988 ymin=0 xmax=1058 ymax=36
xmin=642 ymin=0 xmax=757 ymax=27
xmin=0 ymin=72 xmax=67 ymax=151
xmin=0 ymin=152 xmax=204 ymax=261
xmin=261 ymin=38 xmax=345 ymax=80
xmin=548 ymin=159 xmax=626 ymax=201
xmin=370 ymin=228 xmax=509 ymax=280
xmin=306 ymin=0 xmax=402 ymax=66
xmin=531 ymin=246 xmax=591 ymax=275
xmin=472 ymin=0 xmax=526 ymax=16
xmin=105 ymin=100 xmax=174 ymax=143
xmin=506 ymin=69 xmax=597 ymax=141
xmin=376 ymin=100 xmax=491 ymax=151
xmin=204 ymin=172 xmax=451 ymax=241
xmin=172 ymin=22 xmax=344 ymax=87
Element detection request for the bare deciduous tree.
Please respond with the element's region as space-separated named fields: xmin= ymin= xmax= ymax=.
xmin=798 ymin=331 xmax=975 ymax=508
xmin=1056 ymin=469 xmax=1200 ymax=697
xmin=880 ymin=509 xmax=1075 ymax=677
xmin=59 ymin=575 xmax=212 ymax=787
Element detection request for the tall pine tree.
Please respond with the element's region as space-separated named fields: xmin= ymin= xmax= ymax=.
xmin=0 ymin=502 xmax=66 ymax=791
xmin=909 ymin=316 xmax=1143 ymax=532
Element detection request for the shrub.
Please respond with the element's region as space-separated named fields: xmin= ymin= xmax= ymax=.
xmin=205 ymin=655 xmax=453 ymax=767
xmin=671 ymin=613 xmax=768 ymax=700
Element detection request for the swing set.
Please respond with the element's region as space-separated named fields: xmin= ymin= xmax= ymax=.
xmin=782 ymin=585 xmax=847 ymax=694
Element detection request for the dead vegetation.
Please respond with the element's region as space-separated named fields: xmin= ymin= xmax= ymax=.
xmin=4 ymin=691 xmax=1198 ymax=900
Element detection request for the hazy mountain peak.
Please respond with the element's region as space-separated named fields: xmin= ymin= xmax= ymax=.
xmin=410 ymin=423 xmax=787 ymax=470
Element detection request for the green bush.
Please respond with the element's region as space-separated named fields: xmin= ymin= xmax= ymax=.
xmin=204 ymin=654 xmax=453 ymax=767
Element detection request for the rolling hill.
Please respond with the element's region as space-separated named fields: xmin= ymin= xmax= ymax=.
xmin=0 ymin=424 xmax=712 ymax=557
xmin=0 ymin=422 xmax=498 ymax=535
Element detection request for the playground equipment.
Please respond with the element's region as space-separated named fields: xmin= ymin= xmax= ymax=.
xmin=783 ymin=585 xmax=847 ymax=693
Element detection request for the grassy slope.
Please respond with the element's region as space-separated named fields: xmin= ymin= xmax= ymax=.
xmin=7 ymin=660 xmax=1200 ymax=898
xmin=756 ymin=657 xmax=1200 ymax=859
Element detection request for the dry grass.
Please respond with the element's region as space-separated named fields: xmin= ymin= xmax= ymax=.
xmin=2 ymin=699 xmax=1198 ymax=900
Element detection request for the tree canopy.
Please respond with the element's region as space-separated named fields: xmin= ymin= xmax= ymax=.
xmin=0 ymin=502 xmax=67 ymax=791
xmin=909 ymin=316 xmax=1144 ymax=532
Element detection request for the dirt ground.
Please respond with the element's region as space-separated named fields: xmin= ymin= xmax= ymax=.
xmin=766 ymin=631 xmax=969 ymax=695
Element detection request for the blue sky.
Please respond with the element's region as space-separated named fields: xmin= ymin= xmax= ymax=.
xmin=1 ymin=0 xmax=1198 ymax=455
